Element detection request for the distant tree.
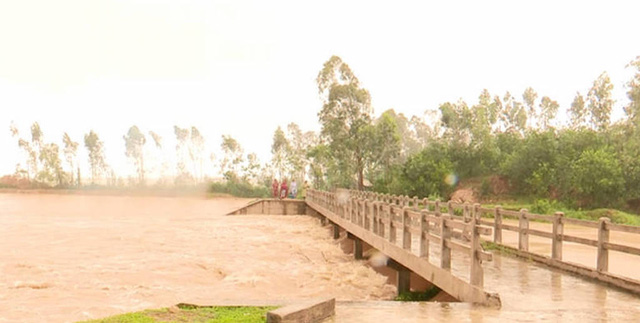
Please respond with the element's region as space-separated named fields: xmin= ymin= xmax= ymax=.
xmin=62 ymin=132 xmax=79 ymax=186
xmin=409 ymin=114 xmax=435 ymax=152
xmin=14 ymin=134 xmax=35 ymax=181
xmin=149 ymin=131 xmax=162 ymax=149
xmin=538 ymin=96 xmax=559 ymax=129
xmin=317 ymin=55 xmax=372 ymax=190
xmin=220 ymin=135 xmax=243 ymax=178
xmin=84 ymin=130 xmax=107 ymax=184
xmin=123 ymin=125 xmax=146 ymax=185
xmin=173 ymin=126 xmax=190 ymax=178
xmin=190 ymin=127 xmax=205 ymax=181
xmin=286 ymin=123 xmax=313 ymax=182
xmin=271 ymin=126 xmax=290 ymax=180
xmin=587 ymin=72 xmax=614 ymax=130
xmin=30 ymin=122 xmax=43 ymax=168
xmin=569 ymin=92 xmax=587 ymax=129
xmin=242 ymin=152 xmax=261 ymax=184
xmin=369 ymin=111 xmax=401 ymax=190
xmin=522 ymin=87 xmax=539 ymax=129
xmin=500 ymin=92 xmax=527 ymax=135
xmin=37 ymin=143 xmax=64 ymax=186
xmin=625 ymin=56 xmax=640 ymax=127
xmin=440 ymin=100 xmax=472 ymax=145
xmin=147 ymin=130 xmax=165 ymax=182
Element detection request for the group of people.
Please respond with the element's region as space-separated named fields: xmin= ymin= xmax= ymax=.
xmin=271 ymin=178 xmax=307 ymax=199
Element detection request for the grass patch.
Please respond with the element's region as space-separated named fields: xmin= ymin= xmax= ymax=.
xmin=563 ymin=209 xmax=640 ymax=226
xmin=482 ymin=241 xmax=517 ymax=257
xmin=482 ymin=241 xmax=535 ymax=262
xmin=208 ymin=181 xmax=269 ymax=198
xmin=77 ymin=304 xmax=277 ymax=323
xmin=482 ymin=199 xmax=640 ymax=226
xmin=394 ymin=286 xmax=441 ymax=301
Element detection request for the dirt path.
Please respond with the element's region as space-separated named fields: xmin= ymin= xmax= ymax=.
xmin=0 ymin=194 xmax=395 ymax=323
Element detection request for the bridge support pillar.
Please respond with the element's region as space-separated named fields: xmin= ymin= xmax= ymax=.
xmin=321 ymin=215 xmax=328 ymax=226
xmin=347 ymin=233 xmax=364 ymax=260
xmin=333 ymin=223 xmax=340 ymax=239
xmin=388 ymin=259 xmax=411 ymax=295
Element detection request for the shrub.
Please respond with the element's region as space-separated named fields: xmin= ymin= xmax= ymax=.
xmin=570 ymin=148 xmax=624 ymax=208
xmin=209 ymin=176 xmax=269 ymax=198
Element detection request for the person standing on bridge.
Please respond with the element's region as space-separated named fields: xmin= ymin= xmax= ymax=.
xmin=272 ymin=179 xmax=279 ymax=198
xmin=280 ymin=179 xmax=288 ymax=199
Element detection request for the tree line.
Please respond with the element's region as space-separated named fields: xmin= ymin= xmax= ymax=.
xmin=6 ymin=54 xmax=640 ymax=212
xmin=267 ymin=55 xmax=640 ymax=211
xmin=5 ymin=123 xmax=271 ymax=189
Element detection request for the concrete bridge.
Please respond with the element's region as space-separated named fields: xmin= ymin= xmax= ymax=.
xmin=228 ymin=189 xmax=640 ymax=312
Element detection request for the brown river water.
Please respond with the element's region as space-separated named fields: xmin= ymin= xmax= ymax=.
xmin=1 ymin=193 xmax=639 ymax=322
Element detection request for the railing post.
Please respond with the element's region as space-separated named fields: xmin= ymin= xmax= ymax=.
xmin=473 ymin=203 xmax=481 ymax=220
xmin=470 ymin=217 xmax=483 ymax=287
xmin=440 ymin=215 xmax=451 ymax=270
xmin=597 ymin=217 xmax=610 ymax=272
xmin=389 ymin=205 xmax=397 ymax=244
xmin=434 ymin=199 xmax=441 ymax=231
xmin=519 ymin=209 xmax=529 ymax=252
xmin=356 ymin=199 xmax=361 ymax=225
xmin=463 ymin=203 xmax=470 ymax=222
xmin=379 ymin=204 xmax=386 ymax=237
xmin=402 ymin=207 xmax=411 ymax=250
xmin=447 ymin=201 xmax=454 ymax=216
xmin=420 ymin=210 xmax=429 ymax=258
xmin=372 ymin=202 xmax=379 ymax=234
xmin=422 ymin=198 xmax=429 ymax=211
xmin=352 ymin=198 xmax=358 ymax=223
xmin=552 ymin=211 xmax=564 ymax=261
xmin=412 ymin=196 xmax=419 ymax=210
xmin=364 ymin=200 xmax=371 ymax=230
xmin=494 ymin=206 xmax=502 ymax=244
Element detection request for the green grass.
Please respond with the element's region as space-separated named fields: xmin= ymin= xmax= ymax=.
xmin=481 ymin=241 xmax=534 ymax=262
xmin=482 ymin=198 xmax=640 ymax=226
xmin=394 ymin=286 xmax=441 ymax=301
xmin=77 ymin=304 xmax=277 ymax=323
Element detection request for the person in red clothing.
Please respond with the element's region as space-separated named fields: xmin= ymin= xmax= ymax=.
xmin=280 ymin=179 xmax=288 ymax=199
xmin=271 ymin=179 xmax=279 ymax=198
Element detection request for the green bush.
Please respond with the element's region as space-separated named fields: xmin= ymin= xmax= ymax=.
xmin=530 ymin=198 xmax=564 ymax=215
xmin=209 ymin=176 xmax=269 ymax=198
xmin=569 ymin=148 xmax=624 ymax=208
xmin=400 ymin=143 xmax=455 ymax=199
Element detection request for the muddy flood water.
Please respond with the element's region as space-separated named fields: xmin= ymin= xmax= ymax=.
xmin=1 ymin=193 xmax=640 ymax=322
xmin=0 ymin=193 xmax=396 ymax=323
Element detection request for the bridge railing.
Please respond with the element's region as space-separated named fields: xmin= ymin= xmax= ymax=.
xmin=307 ymin=189 xmax=494 ymax=290
xmin=345 ymin=189 xmax=640 ymax=294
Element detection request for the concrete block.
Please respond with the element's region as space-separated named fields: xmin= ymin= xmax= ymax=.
xmin=267 ymin=298 xmax=335 ymax=323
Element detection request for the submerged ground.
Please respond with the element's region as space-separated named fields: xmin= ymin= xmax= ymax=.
xmin=2 ymin=193 xmax=640 ymax=323
xmin=0 ymin=193 xmax=395 ymax=323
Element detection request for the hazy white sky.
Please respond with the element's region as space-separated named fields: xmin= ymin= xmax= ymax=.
xmin=1 ymin=0 xmax=639 ymax=178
